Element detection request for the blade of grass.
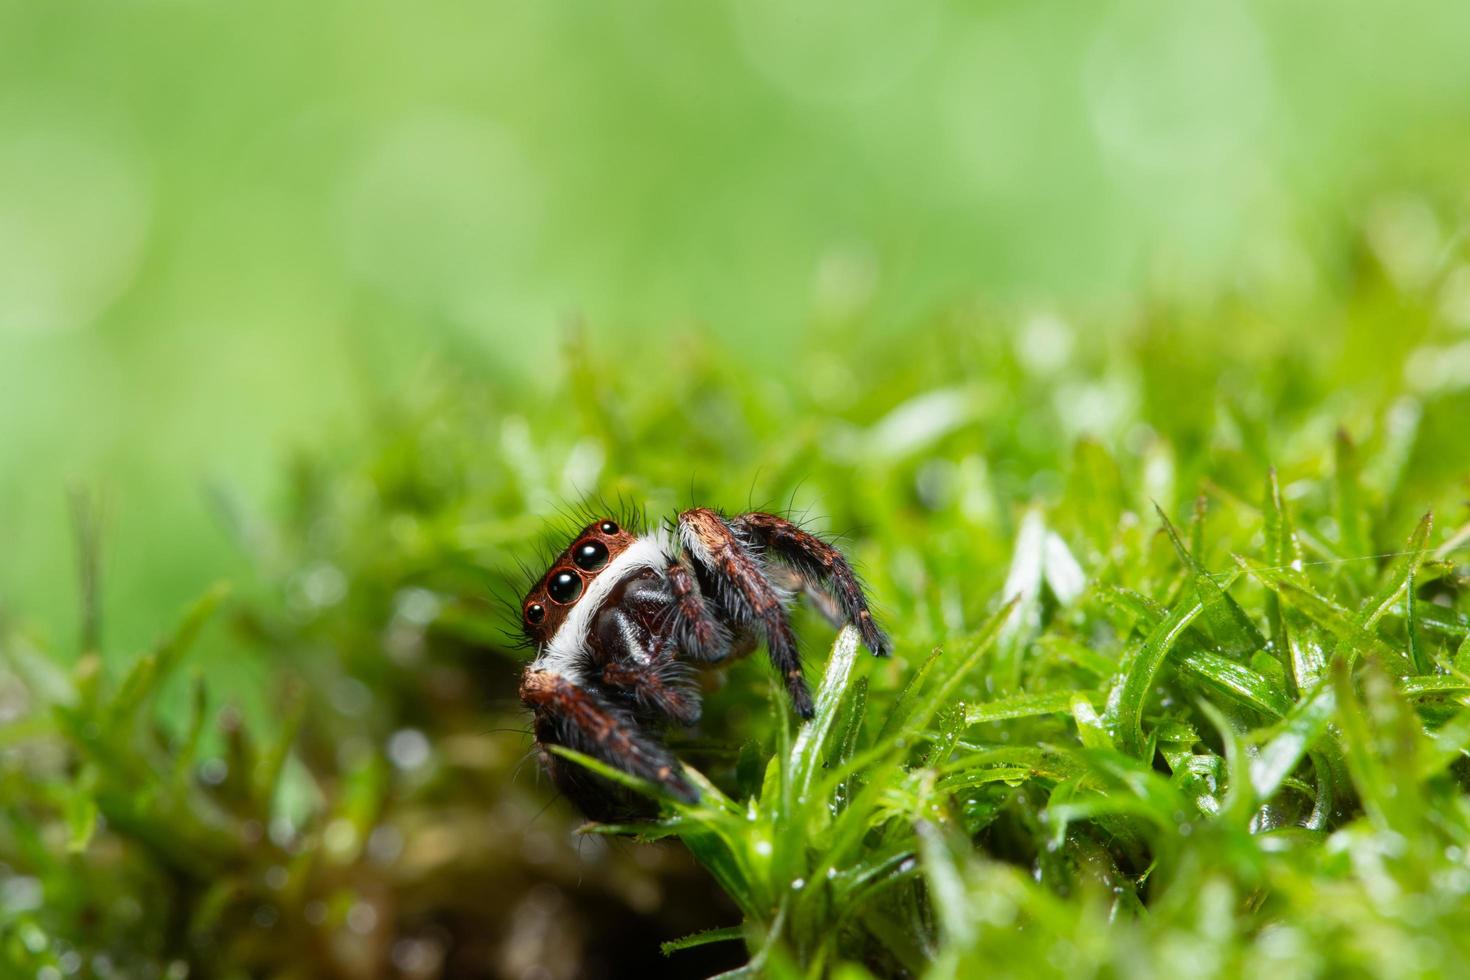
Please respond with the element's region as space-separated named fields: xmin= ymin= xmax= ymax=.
xmin=1156 ymin=503 xmax=1263 ymax=658
xmin=902 ymin=598 xmax=1018 ymax=740
xmin=1356 ymin=512 xmax=1431 ymax=632
xmin=1249 ymin=680 xmax=1336 ymax=802
xmin=1176 ymin=650 xmax=1291 ymax=718
xmin=109 ymin=584 xmax=230 ymax=730
xmin=1236 ymin=556 xmax=1407 ymax=670
xmin=1113 ymin=598 xmax=1206 ymax=758
xmin=965 ymin=690 xmax=1097 ymax=726
xmin=1334 ymin=429 xmax=1371 ymax=592
xmin=916 ymin=821 xmax=974 ymax=950
xmin=791 ymin=626 xmax=862 ymax=803
xmin=661 ymin=925 xmax=746 ymax=957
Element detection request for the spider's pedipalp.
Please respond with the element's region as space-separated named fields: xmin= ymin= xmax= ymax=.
xmin=729 ymin=511 xmax=891 ymax=658
xmin=677 ymin=507 xmax=813 ymax=718
xmin=664 ymin=557 xmax=730 ymax=661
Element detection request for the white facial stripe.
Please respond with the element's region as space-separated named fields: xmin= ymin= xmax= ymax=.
xmin=533 ymin=530 xmax=675 ymax=683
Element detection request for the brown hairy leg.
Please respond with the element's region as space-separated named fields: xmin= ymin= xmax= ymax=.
xmin=519 ymin=669 xmax=695 ymax=801
xmin=730 ymin=511 xmax=891 ymax=658
xmin=665 ymin=557 xmax=731 ymax=661
xmin=677 ymin=507 xmax=814 ymax=718
xmin=601 ymin=660 xmax=702 ymax=725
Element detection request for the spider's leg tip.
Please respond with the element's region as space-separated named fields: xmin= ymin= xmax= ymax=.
xmin=791 ymin=692 xmax=816 ymax=719
xmin=861 ymin=626 xmax=892 ymax=658
xmin=667 ymin=774 xmax=700 ymax=803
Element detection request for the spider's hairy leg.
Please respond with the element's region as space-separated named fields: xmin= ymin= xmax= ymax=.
xmin=601 ymin=658 xmax=702 ymax=726
xmin=676 ymin=507 xmax=814 ymax=719
xmin=665 ymin=557 xmax=731 ymax=661
xmin=521 ymin=669 xmax=697 ymax=811
xmin=730 ymin=511 xmax=891 ymax=658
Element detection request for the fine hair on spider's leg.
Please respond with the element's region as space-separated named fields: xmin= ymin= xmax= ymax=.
xmin=664 ymin=557 xmax=731 ymax=661
xmin=601 ymin=658 xmax=702 ymax=726
xmin=521 ymin=670 xmax=696 ymax=820
xmin=730 ymin=511 xmax=891 ymax=658
xmin=676 ymin=507 xmax=815 ymax=718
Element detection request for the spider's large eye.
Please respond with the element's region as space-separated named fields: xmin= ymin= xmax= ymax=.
xmin=573 ymin=539 xmax=609 ymax=571
xmin=524 ymin=603 xmax=545 ymax=625
xmin=546 ymin=570 xmax=583 ymax=604
xmin=599 ymin=520 xmax=619 ymax=535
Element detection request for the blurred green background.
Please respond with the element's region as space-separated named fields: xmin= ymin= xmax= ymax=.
xmin=5 ymin=0 xmax=1470 ymax=670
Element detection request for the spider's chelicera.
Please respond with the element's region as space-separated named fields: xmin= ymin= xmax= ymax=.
xmin=518 ymin=508 xmax=889 ymax=820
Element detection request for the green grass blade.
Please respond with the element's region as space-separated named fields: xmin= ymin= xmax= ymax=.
xmin=1195 ymin=697 xmax=1253 ymax=826
xmin=877 ymin=648 xmax=944 ymax=743
xmin=546 ymin=745 xmax=661 ymax=801
xmin=1113 ymin=598 xmax=1206 ymax=758
xmin=791 ymin=626 xmax=863 ymax=803
xmin=1249 ymin=680 xmax=1336 ymax=802
xmin=0 ymin=632 xmax=78 ymax=707
xmin=1156 ymin=503 xmax=1263 ymax=658
xmin=1397 ymin=675 xmax=1470 ymax=698
xmin=1068 ymin=438 xmax=1125 ymax=557
xmin=1333 ymin=429 xmax=1371 ymax=591
xmin=1356 ymin=512 xmax=1431 ymax=632
xmin=109 ymin=584 xmax=229 ymax=729
xmin=1176 ymin=650 xmax=1291 ymax=718
xmin=1236 ymin=555 xmax=1406 ymax=669
xmin=903 ymin=598 xmax=1017 ymax=740
xmin=1332 ymin=657 xmax=1424 ymax=835
xmin=916 ymin=821 xmax=974 ymax=949
xmin=965 ymin=690 xmax=1095 ymax=726
xmin=661 ymin=925 xmax=746 ymax=957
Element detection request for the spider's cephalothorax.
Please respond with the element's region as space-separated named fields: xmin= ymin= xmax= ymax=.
xmin=517 ymin=508 xmax=889 ymax=820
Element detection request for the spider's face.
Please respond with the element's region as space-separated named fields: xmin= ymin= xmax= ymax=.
xmin=521 ymin=519 xmax=636 ymax=648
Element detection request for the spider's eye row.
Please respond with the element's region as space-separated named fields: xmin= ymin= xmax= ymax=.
xmin=524 ymin=602 xmax=545 ymax=625
xmin=573 ymin=539 xmax=609 ymax=571
xmin=599 ymin=520 xmax=619 ymax=535
xmin=546 ymin=570 xmax=583 ymax=604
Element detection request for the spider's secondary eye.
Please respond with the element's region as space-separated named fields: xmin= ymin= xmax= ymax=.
xmin=524 ymin=603 xmax=545 ymax=625
xmin=546 ymin=570 xmax=583 ymax=604
xmin=599 ymin=520 xmax=619 ymax=534
xmin=573 ymin=539 xmax=609 ymax=571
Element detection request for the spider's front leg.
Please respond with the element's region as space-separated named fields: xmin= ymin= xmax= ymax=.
xmin=729 ymin=511 xmax=890 ymax=658
xmin=521 ymin=669 xmax=697 ymax=821
xmin=676 ymin=507 xmax=814 ymax=717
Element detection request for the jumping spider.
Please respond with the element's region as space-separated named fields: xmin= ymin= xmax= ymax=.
xmin=518 ymin=508 xmax=889 ymax=820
